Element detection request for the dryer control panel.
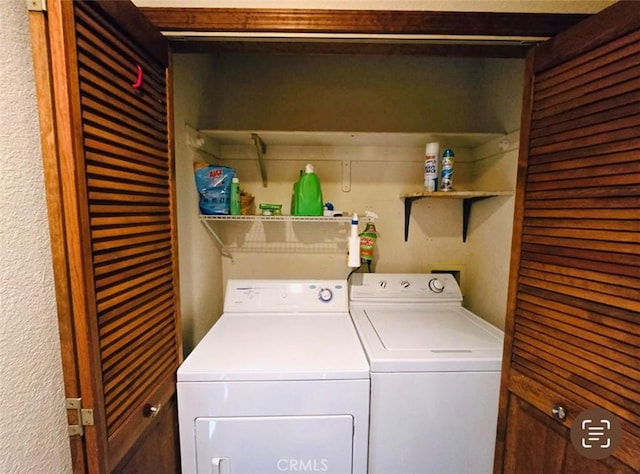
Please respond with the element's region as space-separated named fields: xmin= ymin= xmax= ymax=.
xmin=350 ymin=273 xmax=462 ymax=303
xmin=224 ymin=280 xmax=349 ymax=313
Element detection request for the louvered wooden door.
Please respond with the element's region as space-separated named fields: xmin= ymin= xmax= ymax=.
xmin=33 ymin=1 xmax=181 ymax=472
xmin=495 ymin=2 xmax=640 ymax=473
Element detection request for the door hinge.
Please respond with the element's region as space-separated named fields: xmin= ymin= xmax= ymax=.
xmin=66 ymin=398 xmax=94 ymax=437
xmin=26 ymin=0 xmax=46 ymax=12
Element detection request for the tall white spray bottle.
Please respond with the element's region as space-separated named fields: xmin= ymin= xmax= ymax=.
xmin=347 ymin=213 xmax=361 ymax=267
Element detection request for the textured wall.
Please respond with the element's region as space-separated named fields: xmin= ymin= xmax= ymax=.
xmin=0 ymin=0 xmax=72 ymax=472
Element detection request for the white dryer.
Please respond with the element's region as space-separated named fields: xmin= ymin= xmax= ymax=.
xmin=178 ymin=280 xmax=370 ymax=474
xmin=349 ymin=273 xmax=504 ymax=474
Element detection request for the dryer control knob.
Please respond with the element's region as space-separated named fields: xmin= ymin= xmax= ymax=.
xmin=428 ymin=278 xmax=445 ymax=293
xmin=318 ymin=288 xmax=333 ymax=302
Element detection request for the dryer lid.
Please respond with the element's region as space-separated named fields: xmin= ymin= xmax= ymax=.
xmin=178 ymin=313 xmax=369 ymax=382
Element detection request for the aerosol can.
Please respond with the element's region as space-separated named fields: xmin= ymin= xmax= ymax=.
xmin=440 ymin=148 xmax=455 ymax=191
xmin=424 ymin=142 xmax=439 ymax=192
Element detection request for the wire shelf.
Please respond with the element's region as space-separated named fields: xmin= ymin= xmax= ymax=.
xmin=199 ymin=214 xmax=355 ymax=258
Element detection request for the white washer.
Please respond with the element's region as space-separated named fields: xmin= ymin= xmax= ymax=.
xmin=178 ymin=280 xmax=370 ymax=474
xmin=349 ymin=273 xmax=504 ymax=474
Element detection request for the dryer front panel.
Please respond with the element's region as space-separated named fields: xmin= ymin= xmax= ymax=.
xmin=195 ymin=415 xmax=354 ymax=473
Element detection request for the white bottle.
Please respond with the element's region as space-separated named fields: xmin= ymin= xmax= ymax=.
xmin=347 ymin=213 xmax=361 ymax=268
xmin=424 ymin=142 xmax=439 ymax=192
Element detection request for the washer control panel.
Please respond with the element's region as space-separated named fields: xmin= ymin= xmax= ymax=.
xmin=224 ymin=280 xmax=348 ymax=313
xmin=350 ymin=273 xmax=462 ymax=302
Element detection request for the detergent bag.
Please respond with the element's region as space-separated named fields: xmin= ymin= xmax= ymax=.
xmin=194 ymin=163 xmax=236 ymax=215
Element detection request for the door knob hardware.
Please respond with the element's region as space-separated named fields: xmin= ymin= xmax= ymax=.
xmin=551 ymin=405 xmax=566 ymax=421
xmin=143 ymin=403 xmax=162 ymax=418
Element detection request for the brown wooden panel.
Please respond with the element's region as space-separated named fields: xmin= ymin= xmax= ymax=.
xmin=534 ymin=30 xmax=640 ymax=96
xmin=518 ymin=266 xmax=640 ymax=302
xmin=83 ymin=110 xmax=168 ymax=151
xmin=503 ymin=392 xmax=567 ymax=473
xmin=521 ymin=246 xmax=640 ymax=279
xmin=533 ymin=80 xmax=640 ymax=124
xmin=78 ymin=64 xmax=166 ymax=122
xmin=75 ymin=28 xmax=166 ymax=100
xmin=530 ymin=92 xmax=640 ymax=139
xmin=507 ymin=371 xmax=640 ymax=472
xmin=85 ymin=140 xmax=169 ymax=170
xmin=113 ymin=395 xmax=180 ymax=474
xmin=108 ymin=373 xmax=177 ymax=471
xmin=81 ymin=86 xmax=167 ymax=136
xmin=92 ymin=241 xmax=173 ymax=266
xmin=523 ymin=225 xmax=639 ymax=244
xmin=100 ymin=297 xmax=174 ymax=351
xmin=514 ymin=328 xmax=640 ymax=402
xmin=83 ymin=126 xmax=168 ymax=162
xmin=530 ymin=126 xmax=639 ymax=156
xmin=511 ymin=351 xmax=640 ymax=435
xmin=530 ymin=114 xmax=640 ymax=152
xmin=527 ymin=156 xmax=640 ymax=184
xmin=499 ymin=5 xmax=640 ymax=473
xmin=517 ymin=285 xmax=639 ymax=329
xmin=532 ymin=1 xmax=640 ymax=72
xmin=520 ymin=234 xmax=639 ymax=255
xmin=140 ymin=7 xmax=588 ymax=36
xmin=73 ymin=1 xmax=179 ymax=464
xmin=531 ymin=106 xmax=640 ymax=148
xmin=515 ymin=303 xmax=638 ymax=368
xmin=523 ymin=218 xmax=639 ymax=232
xmin=76 ymin=4 xmax=167 ymax=92
xmin=86 ymin=150 xmax=168 ymax=179
xmin=524 ymin=190 xmax=640 ymax=204
xmin=526 ymin=139 xmax=640 ymax=166
xmin=96 ymin=270 xmax=173 ymax=312
xmin=533 ymin=66 xmax=640 ymax=120
xmin=98 ymin=282 xmax=174 ymax=329
xmin=519 ymin=259 xmax=639 ymax=291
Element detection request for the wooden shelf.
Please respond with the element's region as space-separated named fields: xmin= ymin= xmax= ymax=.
xmin=400 ymin=191 xmax=513 ymax=242
xmin=197 ymin=130 xmax=505 ymax=149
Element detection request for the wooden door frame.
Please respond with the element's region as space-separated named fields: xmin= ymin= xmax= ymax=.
xmin=27 ymin=1 xmax=610 ymax=473
xmin=29 ymin=1 xmax=174 ymax=472
xmin=30 ymin=1 xmax=109 ymax=471
xmin=28 ymin=7 xmax=90 ymax=473
xmin=494 ymin=1 xmax=640 ymax=472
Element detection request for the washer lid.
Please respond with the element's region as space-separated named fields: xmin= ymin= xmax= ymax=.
xmin=178 ymin=313 xmax=369 ymax=382
xmin=350 ymin=306 xmax=504 ymax=372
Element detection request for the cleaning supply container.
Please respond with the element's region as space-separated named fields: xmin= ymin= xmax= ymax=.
xmin=347 ymin=213 xmax=361 ymax=268
xmin=230 ymin=177 xmax=241 ymax=215
xmin=294 ymin=163 xmax=323 ymax=216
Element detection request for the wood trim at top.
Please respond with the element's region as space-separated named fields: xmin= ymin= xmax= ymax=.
xmin=139 ymin=7 xmax=588 ymax=37
xmin=165 ymin=39 xmax=533 ymax=58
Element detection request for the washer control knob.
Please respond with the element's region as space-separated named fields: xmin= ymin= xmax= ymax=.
xmin=401 ymin=280 xmax=410 ymax=288
xmin=428 ymin=278 xmax=445 ymax=293
xmin=318 ymin=288 xmax=333 ymax=302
